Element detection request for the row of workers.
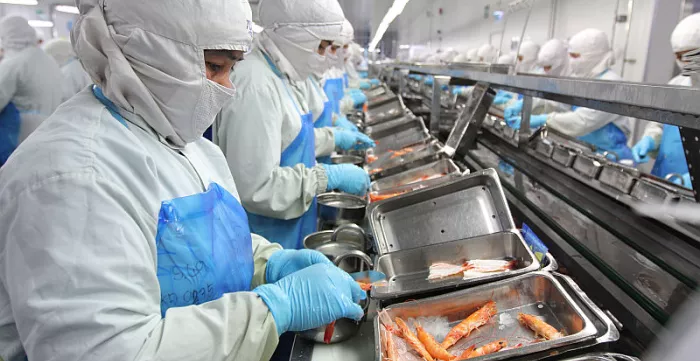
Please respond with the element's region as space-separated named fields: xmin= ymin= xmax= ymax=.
xmin=0 ymin=0 xmax=380 ymax=360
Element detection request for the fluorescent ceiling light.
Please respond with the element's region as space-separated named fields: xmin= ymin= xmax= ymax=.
xmin=368 ymin=0 xmax=411 ymax=51
xmin=0 ymin=0 xmax=38 ymax=4
xmin=55 ymin=5 xmax=79 ymax=14
xmin=399 ymin=44 xmax=410 ymax=49
xmin=28 ymin=20 xmax=54 ymax=28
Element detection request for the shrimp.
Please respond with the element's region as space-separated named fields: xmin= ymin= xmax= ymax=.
xmin=457 ymin=339 xmax=507 ymax=360
xmin=324 ymin=321 xmax=335 ymax=344
xmin=394 ymin=317 xmax=435 ymax=361
xmin=357 ymin=281 xmax=372 ymax=291
xmin=427 ymin=262 xmax=471 ymax=280
xmin=441 ymin=301 xmax=498 ymax=349
xmin=465 ymin=259 xmax=517 ymax=273
xmin=383 ymin=325 xmax=399 ymax=361
xmin=367 ymin=154 xmax=379 ymax=163
xmin=415 ymin=322 xmax=455 ymax=360
xmin=378 ymin=310 xmax=403 ymax=338
xmin=370 ymin=191 xmax=407 ymax=202
xmin=518 ymin=313 xmax=564 ymax=340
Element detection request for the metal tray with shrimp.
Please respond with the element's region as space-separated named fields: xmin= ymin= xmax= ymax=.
xmin=371 ymin=231 xmax=540 ymax=300
xmin=368 ymin=124 xmax=432 ymax=156
xmin=364 ymin=115 xmax=424 ymax=139
xmin=366 ymin=142 xmax=444 ymax=181
xmin=366 ymin=97 xmax=407 ymax=126
xmin=369 ymin=158 xmax=462 ymax=193
xmin=369 ymin=168 xmax=514 ymax=255
xmin=374 ymin=271 xmax=601 ymax=361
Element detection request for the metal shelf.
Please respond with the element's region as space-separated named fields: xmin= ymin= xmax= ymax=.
xmin=388 ymin=64 xmax=700 ymax=130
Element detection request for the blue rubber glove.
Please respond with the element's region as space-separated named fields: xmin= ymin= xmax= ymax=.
xmin=506 ymin=114 xmax=548 ymax=130
xmin=631 ymin=136 xmax=656 ymax=164
xmin=335 ymin=116 xmax=358 ymax=132
xmin=351 ymin=92 xmax=367 ymax=108
xmin=253 ymin=263 xmax=366 ymax=335
xmin=266 ymin=249 xmax=333 ymax=284
xmin=370 ymin=78 xmax=380 ymax=86
xmin=683 ymin=173 xmax=692 ymax=188
xmin=333 ymin=128 xmax=375 ymax=150
xmin=359 ymin=81 xmax=371 ymax=89
xmin=493 ymin=91 xmax=514 ymax=105
xmin=504 ymin=100 xmax=524 ymax=120
xmin=424 ymin=76 xmax=434 ymax=86
xmin=323 ymin=163 xmax=370 ymax=195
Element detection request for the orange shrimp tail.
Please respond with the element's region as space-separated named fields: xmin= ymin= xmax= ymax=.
xmin=415 ymin=322 xmax=455 ymax=360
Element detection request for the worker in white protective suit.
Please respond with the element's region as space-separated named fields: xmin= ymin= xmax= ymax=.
xmin=503 ymin=39 xmax=573 ymax=119
xmin=497 ymin=53 xmax=516 ymax=65
xmin=630 ymin=13 xmax=700 ymax=188
xmin=345 ymin=43 xmax=364 ymax=87
xmin=330 ymin=20 xmax=370 ymax=118
xmin=515 ymin=40 xmax=541 ymax=74
xmin=42 ymin=38 xmax=92 ymax=101
xmin=506 ymin=29 xmax=634 ymax=162
xmin=476 ymin=44 xmax=499 ymax=63
xmin=0 ymin=16 xmax=63 ymax=166
xmin=214 ymin=0 xmax=373 ymax=251
xmin=0 ymin=1 xmax=367 ymax=360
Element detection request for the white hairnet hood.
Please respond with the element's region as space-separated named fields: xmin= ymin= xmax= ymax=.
xmin=568 ymin=28 xmax=613 ymax=78
xmin=43 ymin=38 xmax=75 ymax=67
xmin=538 ymin=38 xmax=570 ymax=76
xmin=672 ymin=13 xmax=700 ymax=53
xmin=477 ymin=44 xmax=498 ymax=63
xmin=338 ymin=19 xmax=354 ymax=45
xmin=258 ymin=0 xmax=345 ymax=81
xmin=71 ymin=0 xmax=253 ymax=148
xmin=466 ymin=48 xmax=479 ymax=62
xmin=0 ymin=16 xmax=36 ymax=52
xmin=516 ymin=41 xmax=539 ymax=73
xmin=497 ymin=53 xmax=515 ymax=65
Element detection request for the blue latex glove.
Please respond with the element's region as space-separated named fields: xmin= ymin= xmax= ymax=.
xmin=253 ymin=263 xmax=365 ymax=335
xmin=351 ymin=92 xmax=367 ymax=108
xmin=266 ymin=249 xmax=333 ymax=284
xmin=493 ymin=91 xmax=514 ymax=105
xmin=631 ymin=136 xmax=656 ymax=164
xmin=424 ymin=76 xmax=434 ymax=85
xmin=323 ymin=163 xmax=370 ymax=195
xmin=359 ymin=81 xmax=371 ymax=89
xmin=333 ymin=128 xmax=375 ymax=150
xmin=370 ymin=78 xmax=380 ymax=86
xmin=506 ymin=114 xmax=548 ymax=130
xmin=683 ymin=173 xmax=692 ymax=188
xmin=335 ymin=116 xmax=358 ymax=132
xmin=504 ymin=100 xmax=524 ymax=119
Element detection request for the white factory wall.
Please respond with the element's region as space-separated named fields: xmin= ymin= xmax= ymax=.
xmin=395 ymin=0 xmax=658 ymax=83
xmin=0 ymin=4 xmax=78 ymax=41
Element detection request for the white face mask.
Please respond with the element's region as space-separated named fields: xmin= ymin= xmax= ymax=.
xmin=308 ymin=51 xmax=327 ymax=75
xmin=325 ymin=46 xmax=339 ymax=67
xmin=190 ymin=79 xmax=236 ymax=143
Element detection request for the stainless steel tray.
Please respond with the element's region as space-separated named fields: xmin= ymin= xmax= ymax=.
xmin=367 ymin=93 xmax=398 ymax=109
xmin=366 ymin=98 xmax=406 ymax=126
xmin=369 ymin=168 xmax=515 ymax=255
xmin=372 ymin=231 xmax=540 ymax=300
xmin=370 ymin=158 xmax=461 ymax=193
xmin=557 ymin=354 xmax=639 ymax=361
xmin=365 ymin=85 xmax=390 ymax=100
xmin=366 ymin=142 xmax=443 ymax=181
xmin=552 ymin=144 xmax=579 ymax=168
xmin=369 ymin=125 xmax=431 ymax=156
xmin=535 ymin=138 xmax=555 ymax=158
xmin=572 ymin=154 xmax=604 ymax=178
xmin=374 ymin=272 xmax=599 ymax=361
xmin=364 ymin=115 xmax=422 ymax=139
xmin=598 ymin=163 xmax=640 ymax=194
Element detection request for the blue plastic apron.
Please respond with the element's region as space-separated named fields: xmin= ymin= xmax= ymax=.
xmin=343 ymin=73 xmax=349 ymax=89
xmin=248 ymin=54 xmax=318 ymax=249
xmin=578 ymin=122 xmax=633 ymax=162
xmin=311 ymin=79 xmax=333 ymax=129
xmin=0 ymin=102 xmax=21 ymax=167
xmin=324 ymin=78 xmax=344 ymax=115
xmin=652 ymin=124 xmax=689 ymax=178
xmin=92 ymin=86 xmax=254 ymax=317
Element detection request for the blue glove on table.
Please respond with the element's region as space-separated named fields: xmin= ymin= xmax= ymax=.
xmin=493 ymin=91 xmax=514 ymax=105
xmin=631 ymin=136 xmax=656 ymax=164
xmin=351 ymin=92 xmax=367 ymax=108
xmin=323 ymin=163 xmax=370 ymax=195
xmin=370 ymin=78 xmax=380 ymax=86
xmin=266 ymin=249 xmax=333 ymax=284
xmin=504 ymin=100 xmax=523 ymax=119
xmin=334 ymin=128 xmax=375 ymax=150
xmin=359 ymin=80 xmax=371 ymax=89
xmin=506 ymin=114 xmax=548 ymax=130
xmin=335 ymin=116 xmax=358 ymax=132
xmin=254 ymin=263 xmax=366 ymax=335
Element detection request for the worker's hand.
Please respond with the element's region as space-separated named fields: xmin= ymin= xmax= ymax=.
xmin=265 ymin=249 xmax=333 ymax=284
xmin=631 ymin=136 xmax=656 ymax=164
xmin=493 ymin=90 xmax=514 ymax=105
xmin=333 ymin=128 xmax=375 ymax=151
xmin=323 ymin=164 xmax=370 ymax=196
xmin=359 ymin=80 xmax=371 ymax=89
xmin=504 ymin=100 xmax=524 ymax=119
xmin=351 ymin=91 xmax=367 ymax=108
xmin=370 ymin=78 xmax=380 ymax=86
xmin=506 ymin=114 xmax=548 ymax=130
xmin=452 ymin=86 xmax=472 ymax=96
xmin=335 ymin=116 xmax=359 ymax=132
xmin=253 ymin=263 xmax=366 ymax=334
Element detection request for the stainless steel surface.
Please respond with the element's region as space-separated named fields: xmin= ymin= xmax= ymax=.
xmin=364 ymin=85 xmax=389 ymax=100
xmin=557 ymin=353 xmax=639 ymax=361
xmin=366 ymin=142 xmax=444 ymax=181
xmin=365 ymin=98 xmax=407 ymax=126
xmin=366 ymin=93 xmax=397 ymax=110
xmin=363 ymin=115 xmax=422 ymax=139
xmin=552 ymin=144 xmax=580 ymax=167
xmin=572 ymin=154 xmax=605 ymax=178
xmin=374 ymin=272 xmax=598 ymax=361
xmin=369 ymin=169 xmax=515 ymax=255
xmin=368 ymin=124 xmax=431 ymax=155
xmin=442 ymin=82 xmax=494 ymax=157
xmin=317 ymin=193 xmax=367 ymax=229
xmin=445 ymin=62 xmax=512 ymax=74
xmin=535 ymin=138 xmax=555 ymax=157
xmin=298 ymin=318 xmax=362 ymax=344
xmin=330 ymin=155 xmax=363 ymax=166
xmin=519 ymin=95 xmax=534 ymax=146
xmin=369 ymin=158 xmax=461 ymax=192
xmin=430 ymin=76 xmax=451 ymax=136
xmin=541 ymin=253 xmax=559 ymax=272
xmin=303 ymin=230 xmax=365 ymax=265
xmin=598 ymin=163 xmax=640 ymax=194
xmin=372 ymin=231 xmax=540 ymax=300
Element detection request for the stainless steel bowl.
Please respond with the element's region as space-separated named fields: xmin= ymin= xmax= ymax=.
xmin=330 ymin=155 xmax=364 ymax=167
xmin=317 ymin=192 xmax=367 ymax=229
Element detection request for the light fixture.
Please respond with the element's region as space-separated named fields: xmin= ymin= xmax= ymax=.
xmin=28 ymin=20 xmax=54 ymax=28
xmin=399 ymin=44 xmax=410 ymax=50
xmin=368 ymin=0 xmax=411 ymax=51
xmin=0 ymin=0 xmax=38 ymax=5
xmin=55 ymin=5 xmax=79 ymax=14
